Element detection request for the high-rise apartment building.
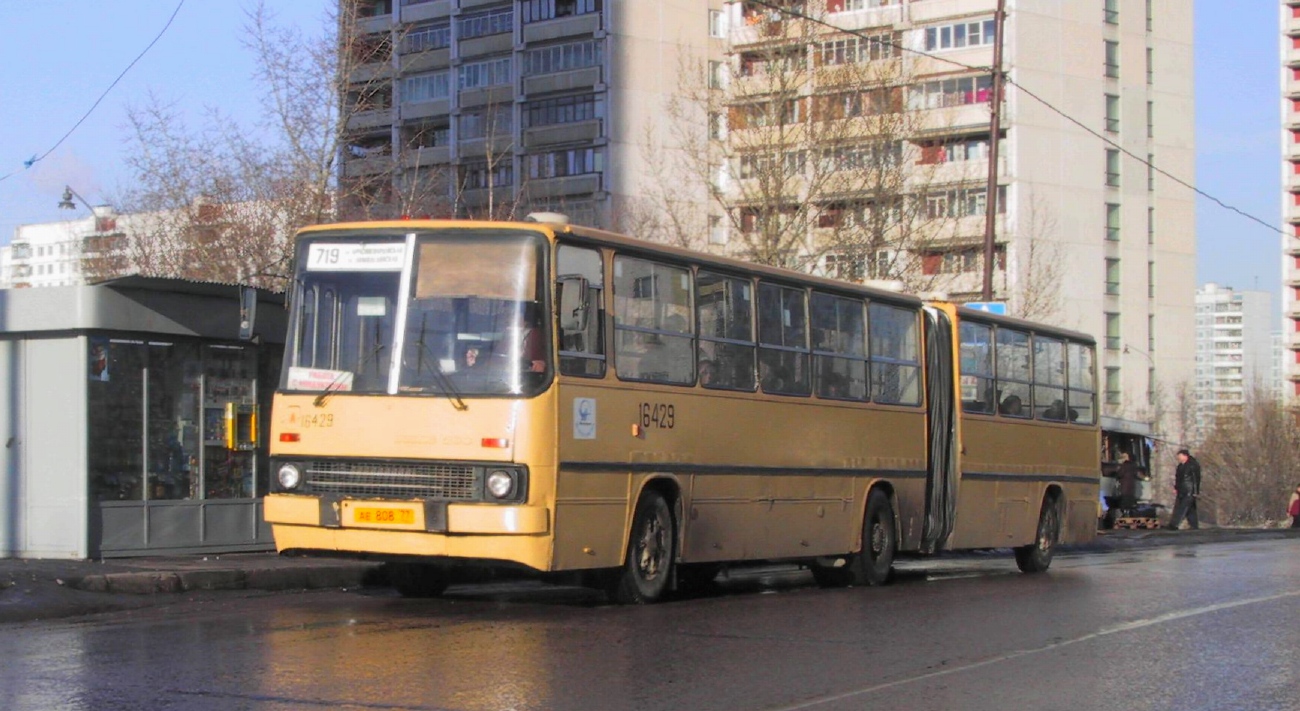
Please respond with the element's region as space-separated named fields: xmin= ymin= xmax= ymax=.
xmin=342 ymin=0 xmax=1194 ymax=424
xmin=1192 ymin=283 xmax=1275 ymax=438
xmin=2 ymin=206 xmax=127 ymax=289
xmin=1282 ymin=0 xmax=1300 ymax=400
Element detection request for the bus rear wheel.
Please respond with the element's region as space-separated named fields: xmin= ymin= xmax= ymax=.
xmin=1015 ymin=497 xmax=1061 ymax=573
xmin=608 ymin=490 xmax=675 ymax=604
xmin=386 ymin=562 xmax=450 ymax=598
xmin=812 ymin=489 xmax=896 ymax=588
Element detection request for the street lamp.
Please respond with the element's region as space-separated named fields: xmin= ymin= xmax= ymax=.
xmin=58 ymin=185 xmax=93 ymax=212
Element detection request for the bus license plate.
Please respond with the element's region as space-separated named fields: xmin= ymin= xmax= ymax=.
xmin=350 ymin=506 xmax=417 ymax=527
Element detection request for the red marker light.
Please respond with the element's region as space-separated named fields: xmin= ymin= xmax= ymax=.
xmin=280 ymin=433 xmax=300 ymax=442
xmin=481 ymin=438 xmax=510 ymax=448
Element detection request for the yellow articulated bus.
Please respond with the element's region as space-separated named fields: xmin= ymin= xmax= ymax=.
xmin=265 ymin=216 xmax=1099 ymax=603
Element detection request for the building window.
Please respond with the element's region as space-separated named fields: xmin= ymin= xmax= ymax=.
xmin=819 ymin=32 xmax=902 ymax=65
xmin=709 ymin=60 xmax=726 ymax=89
xmin=916 ymin=135 xmax=999 ymax=165
xmin=1146 ymin=0 xmax=1153 ymax=31
xmin=1148 ymin=367 xmax=1156 ymax=405
xmin=1146 ymin=48 xmax=1154 ymax=84
xmin=1104 ymin=40 xmax=1120 ymax=78
xmin=458 ymin=107 xmax=512 ymax=140
xmin=523 ymin=93 xmax=604 ymax=128
xmin=923 ymin=186 xmax=1007 ymax=219
xmin=1105 ymin=366 xmax=1122 ymax=405
xmin=1105 ymin=258 xmax=1121 ymax=295
xmin=1148 ymin=261 xmax=1156 ymax=298
xmin=458 ymin=57 xmax=512 ymax=90
xmin=1106 ymin=312 xmax=1121 ymax=350
xmin=923 ymin=19 xmax=997 ymax=52
xmin=521 ymin=0 xmax=601 ymax=23
xmin=1146 ymin=101 xmax=1154 ymax=138
xmin=709 ymin=9 xmax=726 ymax=38
xmin=459 ymin=160 xmax=514 ymax=189
xmin=402 ymin=71 xmax=451 ymax=103
xmin=405 ymin=22 xmax=451 ymax=53
xmin=458 ymin=7 xmax=513 ymax=39
xmin=1148 ymin=314 xmax=1156 ymax=352
xmin=522 ymin=39 xmax=603 ymax=76
xmin=1105 ymin=94 xmax=1120 ymax=133
xmin=829 ymin=0 xmax=896 ymax=11
xmin=909 ymin=75 xmax=993 ymax=109
xmin=1104 ymin=0 xmax=1119 ymax=24
xmin=708 ymin=111 xmax=726 ymax=140
xmin=1106 ymin=149 xmax=1121 ymax=187
xmin=526 ymin=147 xmax=603 ymax=179
xmin=1106 ymin=202 xmax=1121 ymax=241
xmin=1147 ymin=207 xmax=1155 ymax=244
xmin=1147 ymin=153 xmax=1156 ymax=191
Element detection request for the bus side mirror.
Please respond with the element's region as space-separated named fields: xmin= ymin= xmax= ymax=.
xmin=558 ymin=276 xmax=590 ymax=334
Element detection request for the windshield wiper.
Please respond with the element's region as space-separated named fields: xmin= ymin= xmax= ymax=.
xmin=314 ymin=322 xmax=386 ymax=408
xmin=412 ymin=313 xmax=468 ymax=411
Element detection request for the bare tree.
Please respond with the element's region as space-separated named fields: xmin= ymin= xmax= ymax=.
xmin=637 ymin=4 xmax=995 ymax=292
xmin=1008 ymin=196 xmax=1064 ymax=322
xmin=104 ymin=1 xmax=451 ymax=289
xmin=1196 ymin=389 xmax=1300 ymax=525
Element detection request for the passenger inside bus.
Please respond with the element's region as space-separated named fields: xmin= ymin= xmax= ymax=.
xmin=998 ymin=393 xmax=1023 ymax=415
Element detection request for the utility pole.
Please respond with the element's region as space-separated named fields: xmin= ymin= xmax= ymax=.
xmin=981 ymin=0 xmax=1007 ymax=302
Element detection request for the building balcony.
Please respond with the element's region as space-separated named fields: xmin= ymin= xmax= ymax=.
xmin=343 ymin=154 xmax=393 ymax=177
xmin=402 ymin=145 xmax=452 ymax=168
xmin=523 ymin=66 xmax=601 ymax=96
xmin=400 ymin=98 xmax=452 ymax=121
xmin=822 ymin=3 xmax=904 ymax=30
xmin=398 ymin=0 xmax=450 ymax=23
xmin=458 ymin=32 xmax=513 ymax=59
xmin=346 ymin=108 xmax=396 ymax=131
xmin=459 ymin=84 xmax=514 ymax=109
xmin=349 ymin=61 xmax=394 ymax=85
xmin=400 ymin=48 xmax=451 ymax=75
xmin=1286 ymin=79 xmax=1300 ymax=99
xmin=459 ymin=0 xmax=503 ymax=9
xmin=1287 ymin=15 xmax=1300 ymax=36
xmin=1287 ymin=302 xmax=1300 ymax=318
xmin=1287 ymin=171 xmax=1300 ymax=192
xmin=458 ymin=135 xmax=515 ymax=159
xmin=523 ymin=120 xmax=601 ymax=149
xmin=522 ymin=12 xmax=601 ymax=44
xmin=355 ymin=13 xmax=392 ymax=36
xmin=524 ymin=173 xmax=602 ymax=200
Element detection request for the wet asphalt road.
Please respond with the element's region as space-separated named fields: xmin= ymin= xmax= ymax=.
xmin=2 ymin=540 xmax=1299 ymax=711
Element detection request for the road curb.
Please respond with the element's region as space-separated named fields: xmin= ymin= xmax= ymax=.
xmin=69 ymin=563 xmax=382 ymax=595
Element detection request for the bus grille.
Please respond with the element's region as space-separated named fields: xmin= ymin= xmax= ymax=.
xmin=304 ymin=461 xmax=478 ymax=501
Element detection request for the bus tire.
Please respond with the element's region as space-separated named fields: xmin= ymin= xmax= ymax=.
xmin=812 ymin=488 xmax=896 ymax=588
xmin=386 ymin=562 xmax=449 ymax=598
xmin=609 ymin=490 xmax=675 ymax=604
xmin=1015 ymin=496 xmax=1061 ymax=574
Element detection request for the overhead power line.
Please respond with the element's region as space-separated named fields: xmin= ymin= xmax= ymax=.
xmin=742 ymin=0 xmax=1285 ymax=237
xmin=0 ymin=0 xmax=185 ymax=184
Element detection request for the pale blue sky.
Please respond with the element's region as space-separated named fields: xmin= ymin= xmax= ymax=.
xmin=0 ymin=1 xmax=1284 ymax=311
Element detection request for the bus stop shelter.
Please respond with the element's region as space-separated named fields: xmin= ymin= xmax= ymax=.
xmin=0 ymin=277 xmax=285 ymax=558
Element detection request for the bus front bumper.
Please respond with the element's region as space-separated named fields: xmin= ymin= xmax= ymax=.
xmin=265 ymin=495 xmax=552 ymax=570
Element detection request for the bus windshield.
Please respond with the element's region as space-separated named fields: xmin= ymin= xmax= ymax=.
xmin=283 ymin=230 xmax=550 ymax=398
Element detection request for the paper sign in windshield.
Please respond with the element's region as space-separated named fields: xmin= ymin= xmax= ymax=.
xmin=287 ymin=367 xmax=354 ymax=392
xmin=306 ymin=243 xmax=406 ymax=272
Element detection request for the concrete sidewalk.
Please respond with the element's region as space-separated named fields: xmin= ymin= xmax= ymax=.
xmin=0 ymin=552 xmax=382 ymax=624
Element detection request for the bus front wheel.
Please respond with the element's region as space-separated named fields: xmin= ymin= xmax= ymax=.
xmin=1015 ymin=497 xmax=1061 ymax=573
xmin=386 ymin=562 xmax=450 ymax=598
xmin=609 ymin=490 xmax=676 ymax=604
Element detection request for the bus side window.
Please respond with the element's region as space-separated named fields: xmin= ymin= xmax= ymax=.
xmin=697 ymin=271 xmax=756 ymax=391
xmin=1033 ymin=335 xmax=1069 ymax=421
xmin=556 ymin=245 xmax=606 ymax=377
xmin=757 ymin=283 xmax=810 ymax=396
xmin=1067 ymin=341 xmax=1096 ymax=424
xmin=996 ymin=327 xmax=1032 ymax=418
xmin=612 ymin=256 xmax=694 ymax=385
xmin=959 ymin=321 xmax=995 ymax=414
xmin=868 ymin=303 xmax=921 ymax=405
xmin=811 ymin=292 xmax=868 ymax=401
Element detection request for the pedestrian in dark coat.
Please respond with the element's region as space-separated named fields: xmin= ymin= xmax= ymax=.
xmin=1287 ymin=484 xmax=1300 ymax=529
xmin=1116 ymin=453 xmax=1141 ymax=511
xmin=1166 ymin=449 xmax=1201 ymax=530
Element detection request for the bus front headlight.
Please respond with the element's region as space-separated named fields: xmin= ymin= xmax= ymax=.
xmin=277 ymin=463 xmax=303 ymax=491
xmin=486 ymin=470 xmax=516 ymax=499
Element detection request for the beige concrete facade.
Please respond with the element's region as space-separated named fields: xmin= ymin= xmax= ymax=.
xmin=343 ymin=0 xmax=1193 ymax=425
